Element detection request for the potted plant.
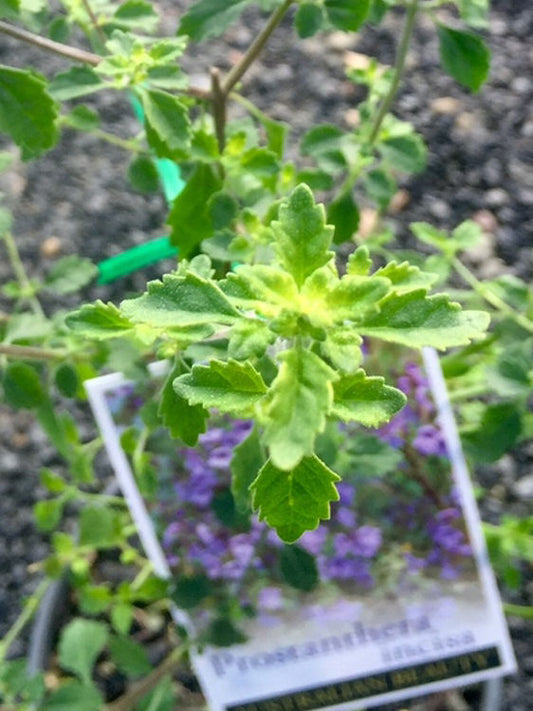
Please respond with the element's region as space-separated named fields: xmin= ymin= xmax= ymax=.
xmin=0 ymin=0 xmax=529 ymax=708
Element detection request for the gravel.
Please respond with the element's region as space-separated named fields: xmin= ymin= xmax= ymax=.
xmin=0 ymin=1 xmax=532 ymax=707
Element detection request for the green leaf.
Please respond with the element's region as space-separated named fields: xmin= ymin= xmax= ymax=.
xmin=263 ymin=347 xmax=337 ymax=469
xmin=457 ymin=0 xmax=489 ymax=28
xmin=300 ymin=124 xmax=349 ymax=174
xmin=0 ymin=0 xmax=19 ymax=18
xmin=358 ymin=290 xmax=490 ymax=348
xmin=171 ymin=574 xmax=211 ymax=609
xmin=58 ymin=619 xmax=108 ymax=684
xmin=347 ymin=246 xmax=372 ymax=276
xmin=121 ymin=272 xmax=239 ymax=328
xmin=0 ymin=66 xmax=59 ymax=160
xmin=111 ymin=603 xmax=133 ymax=635
xmin=4 ymin=312 xmax=52 ymax=343
xmin=78 ymin=585 xmax=112 ymax=615
xmin=325 ymin=274 xmax=390 ymax=321
xmin=251 ymin=455 xmax=340 ymax=543
xmin=167 ymin=163 xmax=223 ymax=255
xmin=294 ymin=3 xmax=326 ymax=38
xmin=379 ymin=133 xmax=427 ymax=173
xmin=231 ymin=424 xmax=265 ymax=512
xmin=451 ymin=219 xmax=483 ymax=251
xmin=140 ymin=89 xmax=191 ymax=159
xmin=63 ymin=105 xmax=100 ymax=131
xmin=204 ymin=617 xmax=247 ymax=647
xmin=66 ymin=301 xmax=134 ymax=339
xmin=40 ymin=468 xmax=67 ymax=494
xmin=332 ymin=370 xmax=406 ymax=426
xmin=108 ymin=636 xmax=152 ymax=678
xmin=48 ymin=67 xmax=104 ymax=100
xmin=362 ymin=167 xmax=397 ymax=209
xmin=112 ymin=0 xmax=159 ymax=31
xmin=228 ymin=319 xmax=275 ymax=360
xmin=2 ymin=361 xmax=45 ymax=409
xmin=225 ymin=264 xmax=298 ymax=311
xmin=44 ymin=256 xmax=98 ymax=294
xmin=346 ymin=433 xmax=403 ymax=478
xmin=437 ymin=25 xmax=490 ymax=93
xmin=280 ymin=545 xmax=318 ymax=591
xmin=373 ymin=261 xmax=439 ymax=292
xmin=327 ymin=191 xmax=360 ymax=244
xmin=128 ymin=155 xmax=160 ymax=193
xmin=462 ymin=403 xmax=522 ymax=463
xmin=41 ymin=682 xmax=103 ymax=711
xmin=324 ymin=0 xmax=370 ymax=31
xmin=272 ymin=184 xmax=334 ymax=288
xmin=34 ymin=499 xmax=64 ymax=531
xmin=79 ymin=506 xmax=121 ymax=548
xmin=321 ymin=328 xmax=363 ymax=373
xmin=178 ymin=0 xmax=252 ymax=40
xmin=174 ymin=359 xmax=267 ymax=414
xmin=157 ymin=360 xmax=208 ymax=446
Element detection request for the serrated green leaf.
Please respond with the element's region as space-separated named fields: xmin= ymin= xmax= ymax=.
xmin=437 ymin=25 xmax=490 ymax=93
xmin=300 ymin=124 xmax=349 ymax=174
xmin=178 ymin=0 xmax=252 ymax=40
xmin=332 ymin=369 xmax=406 ymax=425
xmin=347 ymin=246 xmax=372 ymax=276
xmin=326 ymin=274 xmax=390 ymax=321
xmin=127 ymin=154 xmax=159 ymax=193
xmin=379 ymin=133 xmax=427 ymax=173
xmin=108 ymin=636 xmax=152 ymax=678
xmin=174 ymin=359 xmax=267 ymax=414
xmin=272 ymin=184 xmax=334 ymax=288
xmin=4 ymin=312 xmax=52 ymax=343
xmin=2 ymin=361 xmax=45 ymax=409
xmin=321 ymin=327 xmax=363 ymax=373
xmin=41 ymin=681 xmax=103 ymax=711
xmin=121 ymin=272 xmax=239 ymax=328
xmin=66 ymin=301 xmax=134 ymax=339
xmin=58 ymin=619 xmax=108 ymax=684
xmin=157 ymin=361 xmax=207 ymax=446
xmin=373 ymin=261 xmax=439 ymax=292
xmin=251 ymin=455 xmax=340 ymax=543
xmin=44 ymin=255 xmax=98 ymax=294
xmin=324 ymin=0 xmax=370 ymax=31
xmin=228 ymin=319 xmax=275 ymax=360
xmin=226 ymin=264 xmax=298 ymax=312
xmin=112 ymin=0 xmax=159 ymax=31
xmin=140 ymin=89 xmax=191 ymax=160
xmin=363 ymin=167 xmax=397 ymax=209
xmin=167 ymin=163 xmax=223 ymax=255
xmin=359 ymin=290 xmax=490 ymax=347
xmin=295 ymin=3 xmax=326 ymax=38
xmin=64 ymin=105 xmax=100 ymax=131
xmin=48 ymin=67 xmax=104 ymax=100
xmin=263 ymin=347 xmax=337 ymax=469
xmin=34 ymin=498 xmax=64 ymax=531
xmin=79 ymin=506 xmax=121 ymax=548
xmin=327 ymin=191 xmax=360 ymax=244
xmin=230 ymin=424 xmax=265 ymax=512
xmin=451 ymin=220 xmax=483 ymax=251
xmin=0 ymin=66 xmax=59 ymax=160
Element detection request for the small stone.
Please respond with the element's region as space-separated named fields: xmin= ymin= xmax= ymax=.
xmin=428 ymin=198 xmax=451 ymax=220
xmin=513 ymin=474 xmax=533 ymax=500
xmin=343 ymin=51 xmax=372 ymax=71
xmin=454 ymin=111 xmax=477 ymax=133
xmin=388 ymin=189 xmax=410 ymax=214
xmin=344 ymin=108 xmax=360 ymax=128
xmin=40 ymin=236 xmax=62 ymax=258
xmin=484 ymin=188 xmax=510 ymax=208
xmin=356 ymin=208 xmax=378 ymax=240
xmin=326 ymin=31 xmax=355 ymax=52
xmin=430 ymin=96 xmax=460 ymax=115
xmin=472 ymin=209 xmax=498 ymax=234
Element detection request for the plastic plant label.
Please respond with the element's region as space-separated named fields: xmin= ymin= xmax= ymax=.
xmin=85 ymin=348 xmax=516 ymax=711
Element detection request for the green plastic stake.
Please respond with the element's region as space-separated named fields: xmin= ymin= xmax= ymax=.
xmin=96 ymin=94 xmax=186 ymax=284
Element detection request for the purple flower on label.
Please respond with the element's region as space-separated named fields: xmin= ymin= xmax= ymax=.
xmin=299 ymin=527 xmax=327 ymax=555
xmin=353 ymin=526 xmax=382 ymax=558
xmin=413 ymin=424 xmax=447 ymax=457
xmin=335 ymin=506 xmax=356 ymax=529
xmin=337 ymin=482 xmax=355 ymax=506
xmin=207 ymin=445 xmax=234 ymax=469
xmin=257 ymin=586 xmax=284 ymax=611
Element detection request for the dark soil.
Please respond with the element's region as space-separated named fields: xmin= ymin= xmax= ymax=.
xmin=0 ymin=1 xmax=532 ymax=709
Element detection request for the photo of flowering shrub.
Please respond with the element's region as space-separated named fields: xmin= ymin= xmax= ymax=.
xmin=102 ymin=348 xmax=477 ymax=644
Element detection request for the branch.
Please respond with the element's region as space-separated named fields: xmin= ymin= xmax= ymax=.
xmin=0 ymin=20 xmax=101 ymax=66
xmin=211 ymin=67 xmax=227 ymax=152
xmin=0 ymin=344 xmax=68 ymax=360
xmin=221 ymin=0 xmax=293 ymax=96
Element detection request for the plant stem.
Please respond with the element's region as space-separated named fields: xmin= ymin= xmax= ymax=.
xmin=60 ymin=116 xmax=145 ymax=153
xmin=104 ymin=643 xmax=190 ymax=711
xmin=503 ymin=602 xmax=533 ymax=620
xmin=80 ymin=0 xmax=107 ymax=46
xmin=0 ymin=579 xmax=52 ymax=663
xmin=368 ymin=0 xmax=419 ymax=145
xmin=221 ymin=0 xmax=293 ymax=96
xmin=452 ymin=257 xmax=533 ymax=334
xmin=0 ymin=20 xmax=101 ymax=65
xmin=1 ymin=231 xmax=45 ymax=316
xmin=0 ymin=344 xmax=67 ymax=360
xmin=403 ymin=442 xmax=444 ymax=508
xmin=211 ymin=67 xmax=227 ymax=153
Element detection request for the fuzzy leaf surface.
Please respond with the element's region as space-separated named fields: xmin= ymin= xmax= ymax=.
xmin=358 ymin=290 xmax=490 ymax=348
xmin=0 ymin=66 xmax=58 ymax=160
xmin=332 ymin=370 xmax=406 ymax=425
xmin=140 ymin=89 xmax=191 ymax=159
xmin=272 ymin=184 xmax=334 ymax=288
xmin=58 ymin=619 xmax=108 ymax=684
xmin=120 ymin=272 xmax=240 ymax=327
xmin=263 ymin=347 xmax=337 ymax=469
xmin=66 ymin=301 xmax=134 ymax=339
xmin=251 ymin=455 xmax=340 ymax=543
xmin=174 ymin=359 xmax=267 ymax=414
xmin=158 ymin=361 xmax=207 ymax=446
